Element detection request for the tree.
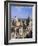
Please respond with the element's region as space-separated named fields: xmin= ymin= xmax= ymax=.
xmin=26 ymin=16 xmax=30 ymax=26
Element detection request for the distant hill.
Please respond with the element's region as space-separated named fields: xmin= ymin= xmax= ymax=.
xmin=11 ymin=16 xmax=32 ymax=21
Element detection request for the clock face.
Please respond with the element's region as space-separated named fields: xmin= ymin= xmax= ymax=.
xmin=16 ymin=21 xmax=20 ymax=26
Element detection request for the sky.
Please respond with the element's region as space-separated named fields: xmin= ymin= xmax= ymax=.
xmin=11 ymin=6 xmax=32 ymax=19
